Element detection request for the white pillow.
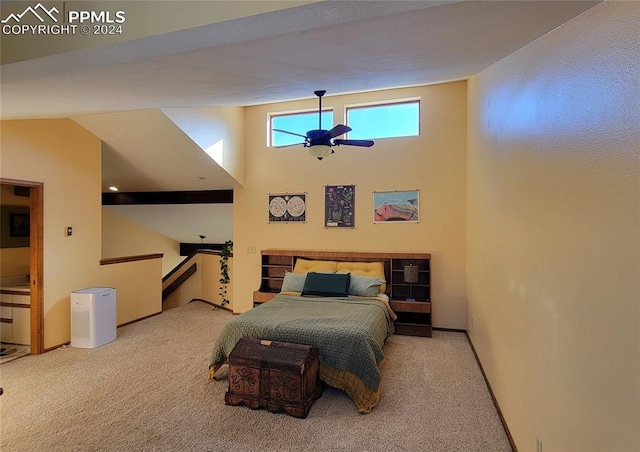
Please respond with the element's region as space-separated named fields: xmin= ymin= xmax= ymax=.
xmin=280 ymin=272 xmax=307 ymax=292
xmin=345 ymin=274 xmax=386 ymax=297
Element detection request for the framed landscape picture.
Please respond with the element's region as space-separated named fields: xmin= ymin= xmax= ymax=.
xmin=373 ymin=190 xmax=419 ymax=223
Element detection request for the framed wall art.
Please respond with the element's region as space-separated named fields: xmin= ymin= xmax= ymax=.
xmin=325 ymin=185 xmax=355 ymax=228
xmin=268 ymin=193 xmax=306 ymax=222
xmin=373 ymin=190 xmax=419 ymax=223
xmin=1 ymin=206 xmax=30 ymax=248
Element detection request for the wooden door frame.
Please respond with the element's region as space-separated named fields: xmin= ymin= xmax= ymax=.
xmin=1 ymin=178 xmax=44 ymax=354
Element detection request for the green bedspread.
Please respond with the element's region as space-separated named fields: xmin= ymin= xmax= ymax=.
xmin=209 ymin=294 xmax=394 ymax=394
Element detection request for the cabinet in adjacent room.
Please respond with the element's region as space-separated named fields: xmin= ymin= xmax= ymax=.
xmin=0 ymin=292 xmax=30 ymax=345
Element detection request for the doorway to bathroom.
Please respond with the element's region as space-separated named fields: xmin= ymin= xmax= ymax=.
xmin=0 ymin=179 xmax=44 ymax=356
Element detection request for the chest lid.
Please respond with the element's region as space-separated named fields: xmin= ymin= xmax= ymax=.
xmin=229 ymin=338 xmax=318 ymax=374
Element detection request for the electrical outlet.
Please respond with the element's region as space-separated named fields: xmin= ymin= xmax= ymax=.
xmin=470 ymin=317 xmax=474 ymax=329
xmin=65 ymin=226 xmax=73 ymax=236
xmin=247 ymin=245 xmax=256 ymax=253
xmin=536 ymin=437 xmax=543 ymax=452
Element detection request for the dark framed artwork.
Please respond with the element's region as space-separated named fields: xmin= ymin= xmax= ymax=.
xmin=1 ymin=206 xmax=30 ymax=248
xmin=325 ymin=185 xmax=355 ymax=228
xmin=10 ymin=213 xmax=30 ymax=237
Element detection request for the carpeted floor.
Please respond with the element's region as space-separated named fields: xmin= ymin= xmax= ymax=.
xmin=0 ymin=301 xmax=512 ymax=451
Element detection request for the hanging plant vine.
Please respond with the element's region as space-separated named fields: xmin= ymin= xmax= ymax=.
xmin=219 ymin=240 xmax=233 ymax=306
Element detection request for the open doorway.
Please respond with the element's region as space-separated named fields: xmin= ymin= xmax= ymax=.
xmin=0 ymin=179 xmax=44 ymax=355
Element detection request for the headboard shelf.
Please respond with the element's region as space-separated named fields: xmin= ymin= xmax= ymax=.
xmin=260 ymin=249 xmax=431 ymax=260
xmin=255 ymin=249 xmax=432 ymax=337
xmin=255 ymin=249 xmax=432 ymax=336
xmin=257 ymin=249 xmax=431 ymax=298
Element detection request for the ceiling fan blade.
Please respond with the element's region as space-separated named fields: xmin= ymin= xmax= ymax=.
xmin=274 ymin=142 xmax=306 ymax=148
xmin=273 ymin=128 xmax=308 ymax=139
xmin=325 ymin=124 xmax=352 ymax=139
xmin=333 ymin=139 xmax=374 ymax=148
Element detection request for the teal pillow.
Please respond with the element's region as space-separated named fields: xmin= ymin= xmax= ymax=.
xmin=280 ymin=272 xmax=307 ymax=292
xmin=347 ymin=274 xmax=386 ymax=297
xmin=301 ymin=272 xmax=350 ymax=297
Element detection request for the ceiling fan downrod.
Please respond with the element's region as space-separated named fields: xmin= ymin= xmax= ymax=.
xmin=314 ymin=90 xmax=326 ymax=130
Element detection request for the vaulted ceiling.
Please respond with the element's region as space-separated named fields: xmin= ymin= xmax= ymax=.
xmin=1 ymin=0 xmax=600 ymax=243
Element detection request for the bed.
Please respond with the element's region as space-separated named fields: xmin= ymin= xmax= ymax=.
xmin=208 ymin=250 xmax=425 ymax=413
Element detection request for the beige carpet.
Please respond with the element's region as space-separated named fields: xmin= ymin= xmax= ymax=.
xmin=0 ymin=301 xmax=511 ymax=451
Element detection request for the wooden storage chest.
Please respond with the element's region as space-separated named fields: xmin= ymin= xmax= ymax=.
xmin=225 ymin=338 xmax=323 ymax=418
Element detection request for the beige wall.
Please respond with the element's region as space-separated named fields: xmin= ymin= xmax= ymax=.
xmin=466 ymin=3 xmax=640 ymax=452
xmin=162 ymin=106 xmax=246 ymax=187
xmin=1 ymin=119 xmax=103 ymax=348
xmin=100 ymin=258 xmax=162 ymax=326
xmin=0 ymin=184 xmax=30 ymax=206
xmin=162 ymin=253 xmax=233 ymax=310
xmin=234 ymin=82 xmax=467 ymax=326
xmin=0 ymin=247 xmax=30 ymax=277
xmin=0 ymin=119 xmax=165 ymax=348
xmin=102 ymin=207 xmax=182 ymax=276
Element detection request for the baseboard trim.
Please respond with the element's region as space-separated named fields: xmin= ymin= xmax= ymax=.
xmin=44 ymin=342 xmax=69 ymax=353
xmin=432 ymin=326 xmax=467 ymax=333
xmin=118 ymin=311 xmax=163 ymax=328
xmin=189 ymin=298 xmax=233 ymax=313
xmin=465 ymin=332 xmax=518 ymax=452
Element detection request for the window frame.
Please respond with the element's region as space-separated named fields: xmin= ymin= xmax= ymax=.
xmin=268 ymin=108 xmax=334 ymax=147
xmin=344 ymin=98 xmax=421 ymax=140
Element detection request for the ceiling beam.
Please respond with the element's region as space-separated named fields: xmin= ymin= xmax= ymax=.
xmin=102 ymin=190 xmax=233 ymax=205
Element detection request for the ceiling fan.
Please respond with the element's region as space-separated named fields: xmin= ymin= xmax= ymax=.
xmin=273 ymin=90 xmax=374 ymax=160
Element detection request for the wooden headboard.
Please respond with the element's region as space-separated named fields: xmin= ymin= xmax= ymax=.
xmin=256 ymin=249 xmax=431 ymax=302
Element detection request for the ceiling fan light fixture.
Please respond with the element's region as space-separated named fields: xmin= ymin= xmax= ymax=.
xmin=272 ymin=90 xmax=374 ymax=160
xmin=308 ymin=144 xmax=332 ymax=161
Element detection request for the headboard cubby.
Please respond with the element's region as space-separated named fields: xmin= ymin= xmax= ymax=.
xmin=253 ymin=249 xmax=433 ymax=337
xmin=255 ymin=249 xmax=430 ymax=301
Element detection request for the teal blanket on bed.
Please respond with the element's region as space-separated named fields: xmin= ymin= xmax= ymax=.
xmin=209 ymin=294 xmax=394 ymax=392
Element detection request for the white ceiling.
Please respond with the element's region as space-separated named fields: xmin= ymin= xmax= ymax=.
xmin=2 ymin=1 xmax=599 ymax=119
xmin=1 ymin=0 xmax=600 ymax=243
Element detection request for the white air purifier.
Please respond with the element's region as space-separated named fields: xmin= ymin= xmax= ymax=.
xmin=71 ymin=287 xmax=116 ymax=348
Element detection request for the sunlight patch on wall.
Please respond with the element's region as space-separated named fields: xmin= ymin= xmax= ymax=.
xmin=204 ymin=139 xmax=224 ymax=166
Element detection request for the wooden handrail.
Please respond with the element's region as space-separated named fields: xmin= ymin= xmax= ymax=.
xmin=100 ymin=253 xmax=164 ymax=265
xmin=162 ymin=249 xmax=233 ymax=282
xmin=162 ymin=263 xmax=197 ymax=300
xmin=162 ymin=249 xmax=219 ymax=282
